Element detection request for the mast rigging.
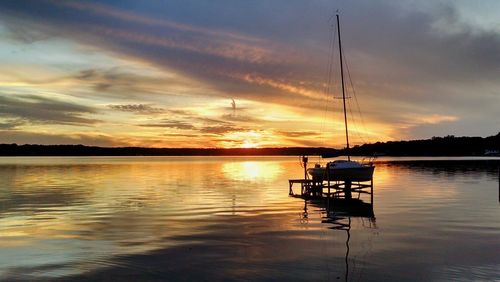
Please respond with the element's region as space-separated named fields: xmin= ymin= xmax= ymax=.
xmin=336 ymin=13 xmax=350 ymax=160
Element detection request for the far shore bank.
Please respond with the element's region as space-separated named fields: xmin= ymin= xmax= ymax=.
xmin=1 ymin=133 xmax=498 ymax=157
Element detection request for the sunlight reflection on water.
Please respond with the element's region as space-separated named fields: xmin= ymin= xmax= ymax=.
xmin=222 ymin=160 xmax=283 ymax=181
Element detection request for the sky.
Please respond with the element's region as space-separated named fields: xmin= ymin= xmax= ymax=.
xmin=0 ymin=0 xmax=499 ymax=148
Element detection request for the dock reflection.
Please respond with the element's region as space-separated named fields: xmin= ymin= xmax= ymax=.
xmin=302 ymin=198 xmax=376 ymax=282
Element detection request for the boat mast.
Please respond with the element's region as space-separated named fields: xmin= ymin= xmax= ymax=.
xmin=336 ymin=13 xmax=350 ymax=161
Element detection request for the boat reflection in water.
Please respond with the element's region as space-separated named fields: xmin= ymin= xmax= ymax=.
xmin=301 ymin=198 xmax=376 ymax=282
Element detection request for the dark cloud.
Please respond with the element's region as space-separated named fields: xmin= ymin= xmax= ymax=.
xmin=0 ymin=14 xmax=53 ymax=43
xmin=136 ymin=109 xmax=246 ymax=134
xmin=0 ymin=131 xmax=121 ymax=146
xmin=2 ymin=1 xmax=498 ymax=90
xmin=167 ymin=109 xmax=191 ymax=115
xmin=139 ymin=118 xmax=244 ymax=135
xmin=0 ymin=119 xmax=25 ymax=130
xmin=0 ymin=94 xmax=98 ymax=125
xmin=199 ymin=125 xmax=242 ymax=135
xmin=162 ymin=109 xmax=234 ymax=126
xmin=0 ymin=1 xmax=316 ymax=105
xmin=195 ymin=117 xmax=231 ymax=125
xmin=339 ymin=2 xmax=500 ymax=85
xmin=108 ymin=104 xmax=164 ymax=114
xmin=75 ymin=69 xmax=97 ymax=80
xmin=220 ymin=114 xmax=257 ymax=122
xmin=139 ymin=120 xmax=196 ymax=130
xmin=72 ymin=69 xmax=180 ymax=100
xmin=161 ymin=133 xmax=200 ymax=138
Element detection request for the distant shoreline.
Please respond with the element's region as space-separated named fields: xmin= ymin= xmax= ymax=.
xmin=0 ymin=133 xmax=498 ymax=156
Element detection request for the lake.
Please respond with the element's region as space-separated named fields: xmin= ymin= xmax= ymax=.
xmin=0 ymin=156 xmax=499 ymax=281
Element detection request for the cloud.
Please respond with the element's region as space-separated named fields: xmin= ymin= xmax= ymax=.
xmin=282 ymin=138 xmax=329 ymax=147
xmin=71 ymin=68 xmax=196 ymax=101
xmin=0 ymin=130 xmax=121 ymax=146
xmin=241 ymin=74 xmax=323 ymax=100
xmin=1 ymin=20 xmax=51 ymax=44
xmin=139 ymin=119 xmax=244 ymax=135
xmin=0 ymin=94 xmax=98 ymax=125
xmin=161 ymin=133 xmax=200 ymax=138
xmin=56 ymin=1 xmax=265 ymax=43
xmin=199 ymin=125 xmax=243 ymax=135
xmin=139 ymin=120 xmax=196 ymax=130
xmin=277 ymin=130 xmax=321 ymax=138
xmin=108 ymin=104 xmax=164 ymax=114
xmin=0 ymin=2 xmax=309 ymax=103
xmin=330 ymin=2 xmax=500 ymax=93
xmin=51 ymin=1 xmax=283 ymax=63
xmin=195 ymin=116 xmax=231 ymax=125
xmin=0 ymin=119 xmax=25 ymax=130
xmin=220 ymin=113 xmax=261 ymax=123
xmin=414 ymin=114 xmax=458 ymax=125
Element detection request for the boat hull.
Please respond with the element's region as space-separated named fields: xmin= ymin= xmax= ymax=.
xmin=308 ymin=166 xmax=374 ymax=182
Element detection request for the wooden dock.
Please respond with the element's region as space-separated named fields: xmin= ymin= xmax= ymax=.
xmin=289 ymin=156 xmax=374 ymax=204
xmin=289 ymin=176 xmax=373 ymax=203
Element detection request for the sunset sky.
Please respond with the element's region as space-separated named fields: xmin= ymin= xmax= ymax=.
xmin=0 ymin=0 xmax=499 ymax=148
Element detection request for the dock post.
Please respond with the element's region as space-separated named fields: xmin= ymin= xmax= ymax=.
xmin=302 ymin=156 xmax=308 ymax=180
xmin=327 ymin=164 xmax=331 ymax=198
xmin=345 ymin=180 xmax=352 ymax=200
xmin=370 ymin=178 xmax=374 ymax=205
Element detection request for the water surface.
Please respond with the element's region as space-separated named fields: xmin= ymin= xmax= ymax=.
xmin=0 ymin=156 xmax=499 ymax=281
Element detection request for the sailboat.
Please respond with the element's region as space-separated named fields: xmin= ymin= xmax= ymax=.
xmin=307 ymin=13 xmax=375 ymax=182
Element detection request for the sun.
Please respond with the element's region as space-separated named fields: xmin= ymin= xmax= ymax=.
xmin=218 ymin=130 xmax=269 ymax=148
xmin=242 ymin=139 xmax=258 ymax=148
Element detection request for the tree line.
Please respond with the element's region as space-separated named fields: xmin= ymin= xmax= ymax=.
xmin=0 ymin=132 xmax=498 ymax=156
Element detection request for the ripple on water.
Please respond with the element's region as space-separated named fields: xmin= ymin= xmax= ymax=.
xmin=0 ymin=157 xmax=498 ymax=281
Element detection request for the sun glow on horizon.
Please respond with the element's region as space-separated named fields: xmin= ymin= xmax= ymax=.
xmin=241 ymin=139 xmax=258 ymax=148
xmin=217 ymin=130 xmax=274 ymax=148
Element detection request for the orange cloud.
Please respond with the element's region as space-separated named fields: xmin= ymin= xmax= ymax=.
xmin=92 ymin=26 xmax=275 ymax=63
xmin=242 ymin=74 xmax=324 ymax=99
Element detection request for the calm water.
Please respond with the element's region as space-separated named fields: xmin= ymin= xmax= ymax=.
xmin=0 ymin=156 xmax=499 ymax=281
